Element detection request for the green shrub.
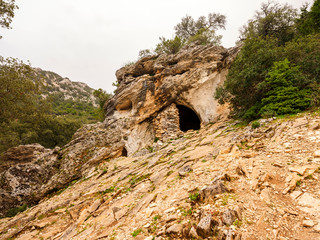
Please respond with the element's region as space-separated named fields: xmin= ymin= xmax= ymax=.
xmin=5 ymin=204 xmax=28 ymax=218
xmin=189 ymin=192 xmax=199 ymax=201
xmin=155 ymin=36 xmax=185 ymax=55
xmin=251 ymin=121 xmax=260 ymax=129
xmin=131 ymin=228 xmax=142 ymax=237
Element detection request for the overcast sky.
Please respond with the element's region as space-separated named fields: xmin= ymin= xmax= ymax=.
xmin=0 ymin=0 xmax=313 ymax=93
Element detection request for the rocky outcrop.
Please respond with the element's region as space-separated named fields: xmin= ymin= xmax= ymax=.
xmin=104 ymin=44 xmax=239 ymax=155
xmin=0 ymin=44 xmax=238 ymax=218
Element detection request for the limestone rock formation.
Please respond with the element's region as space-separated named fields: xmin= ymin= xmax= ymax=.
xmin=0 ymin=44 xmax=238 ymax=218
xmin=104 ymin=44 xmax=238 ymax=155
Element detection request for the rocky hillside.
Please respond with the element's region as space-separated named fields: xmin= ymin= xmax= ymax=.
xmin=35 ymin=68 xmax=98 ymax=106
xmin=1 ymin=43 xmax=320 ymax=240
xmin=1 ymin=114 xmax=320 ymax=239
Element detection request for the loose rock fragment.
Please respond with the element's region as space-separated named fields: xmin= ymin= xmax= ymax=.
xmin=200 ymin=180 xmax=227 ymax=201
xmin=178 ymin=165 xmax=192 ymax=177
xmin=222 ymin=209 xmax=237 ymax=226
xmin=166 ymin=224 xmax=184 ymax=235
xmin=196 ymin=213 xmax=212 ymax=238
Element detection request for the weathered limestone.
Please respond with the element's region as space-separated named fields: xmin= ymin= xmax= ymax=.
xmin=0 ymin=44 xmax=238 ymax=217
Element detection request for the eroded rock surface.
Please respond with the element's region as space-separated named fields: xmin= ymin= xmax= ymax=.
xmin=0 ymin=44 xmax=238 ymax=217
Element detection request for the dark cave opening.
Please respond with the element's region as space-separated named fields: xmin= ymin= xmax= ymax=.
xmin=121 ymin=147 xmax=128 ymax=157
xmin=176 ymin=105 xmax=201 ymax=132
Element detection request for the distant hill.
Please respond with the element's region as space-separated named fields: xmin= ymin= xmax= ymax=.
xmin=35 ymin=68 xmax=98 ymax=107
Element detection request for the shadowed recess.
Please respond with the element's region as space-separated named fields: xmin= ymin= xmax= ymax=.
xmin=176 ymin=105 xmax=201 ymax=132
xmin=121 ymin=147 xmax=128 ymax=157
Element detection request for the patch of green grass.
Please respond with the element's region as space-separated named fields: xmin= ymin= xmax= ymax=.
xmin=189 ymin=192 xmax=199 ymax=201
xmin=233 ymin=219 xmax=242 ymax=228
xmin=130 ymin=173 xmax=151 ymax=186
xmin=147 ymin=146 xmax=154 ymax=153
xmin=102 ymin=186 xmax=115 ymax=194
xmin=166 ymin=170 xmax=174 ymax=176
xmin=5 ymin=204 xmax=28 ymax=218
xmin=150 ymin=215 xmax=162 ymax=233
xmin=296 ymin=180 xmax=302 ymax=186
xmin=251 ymin=121 xmax=260 ymax=129
xmin=37 ymin=214 xmax=46 ymax=220
xmin=221 ymin=194 xmax=236 ymax=206
xmin=179 ymin=207 xmax=193 ymax=216
xmin=131 ymin=228 xmax=143 ymax=237
xmin=305 ymin=174 xmax=314 ymax=180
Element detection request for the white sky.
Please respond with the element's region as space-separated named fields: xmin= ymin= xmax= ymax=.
xmin=0 ymin=0 xmax=313 ymax=93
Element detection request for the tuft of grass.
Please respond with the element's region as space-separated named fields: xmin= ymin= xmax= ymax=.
xmin=189 ymin=192 xmax=199 ymax=201
xmin=102 ymin=186 xmax=115 ymax=194
xmin=233 ymin=219 xmax=242 ymax=228
xmin=251 ymin=121 xmax=260 ymax=129
xmin=131 ymin=228 xmax=143 ymax=237
xmin=296 ymin=180 xmax=302 ymax=186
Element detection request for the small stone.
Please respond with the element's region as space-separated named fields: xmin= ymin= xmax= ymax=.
xmin=289 ymin=166 xmax=309 ymax=176
xmin=314 ymin=223 xmax=320 ymax=232
xmin=164 ymin=207 xmax=175 ymax=214
xmin=144 ymin=236 xmax=154 ymax=240
xmin=314 ymin=150 xmax=320 ymax=158
xmin=189 ymin=226 xmax=199 ymax=239
xmin=196 ymin=213 xmax=212 ymax=238
xmin=166 ymin=224 xmax=184 ymax=235
xmin=290 ymin=190 xmax=303 ymax=200
xmin=55 ymin=209 xmax=65 ymax=213
xmin=200 ymin=180 xmax=226 ymax=201
xmin=144 ymin=223 xmax=151 ymax=228
xmin=178 ymin=165 xmax=192 ymax=177
xmin=89 ymin=199 xmax=103 ymax=213
xmin=222 ymin=209 xmax=237 ymax=226
xmin=302 ymin=220 xmax=315 ymax=227
xmin=165 ymin=215 xmax=177 ymax=223
xmin=149 ymin=203 xmax=157 ymax=208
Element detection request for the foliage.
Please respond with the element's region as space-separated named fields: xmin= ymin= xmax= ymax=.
xmin=0 ymin=0 xmax=18 ymax=38
xmin=189 ymin=192 xmax=199 ymax=201
xmin=142 ymin=12 xmax=226 ymax=57
xmin=131 ymin=229 xmax=142 ymax=237
xmin=175 ymin=13 xmax=226 ymax=45
xmin=0 ymin=57 xmax=41 ymax=123
xmin=216 ymin=1 xmax=320 ymax=121
xmin=240 ymin=1 xmax=297 ymax=45
xmin=258 ymin=59 xmax=311 ymax=116
xmin=138 ymin=49 xmax=152 ymax=59
xmin=251 ymin=121 xmax=260 ymax=129
xmin=0 ymin=57 xmax=106 ymax=154
xmin=296 ymin=0 xmax=320 ymax=36
xmin=5 ymin=204 xmax=28 ymax=218
xmin=93 ymin=88 xmax=112 ymax=121
xmin=155 ymin=36 xmax=185 ymax=55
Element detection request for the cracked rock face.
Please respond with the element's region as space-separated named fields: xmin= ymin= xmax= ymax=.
xmin=0 ymin=44 xmax=238 ymax=217
xmin=105 ymin=44 xmax=239 ymax=156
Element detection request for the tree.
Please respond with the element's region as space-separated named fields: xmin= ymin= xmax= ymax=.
xmin=0 ymin=0 xmax=18 ymax=38
xmin=93 ymin=88 xmax=112 ymax=120
xmin=258 ymin=59 xmax=311 ymax=117
xmin=0 ymin=57 xmax=40 ymax=123
xmin=175 ymin=13 xmax=226 ymax=45
xmin=155 ymin=36 xmax=185 ymax=55
xmin=296 ymin=0 xmax=320 ymax=36
xmin=240 ymin=1 xmax=297 ymax=45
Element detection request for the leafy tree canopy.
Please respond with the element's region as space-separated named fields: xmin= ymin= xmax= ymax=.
xmin=216 ymin=0 xmax=320 ymax=121
xmin=240 ymin=1 xmax=297 ymax=45
xmin=0 ymin=0 xmax=18 ymax=38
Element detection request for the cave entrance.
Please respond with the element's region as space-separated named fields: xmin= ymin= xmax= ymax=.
xmin=176 ymin=105 xmax=201 ymax=132
xmin=121 ymin=147 xmax=128 ymax=157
